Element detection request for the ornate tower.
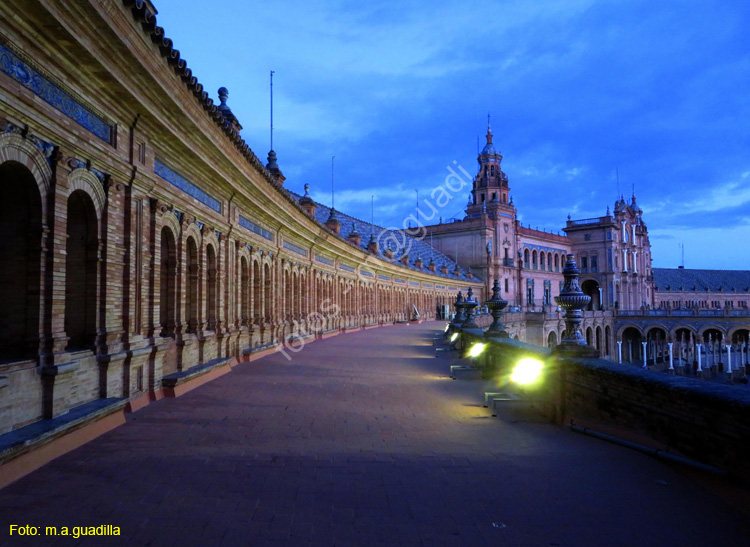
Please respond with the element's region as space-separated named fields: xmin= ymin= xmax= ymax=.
xmin=468 ymin=115 xmax=511 ymax=214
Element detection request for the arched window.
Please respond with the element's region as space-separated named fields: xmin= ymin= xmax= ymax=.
xmin=523 ymin=248 xmax=530 ymax=268
xmin=284 ymin=269 xmax=291 ymax=319
xmin=206 ymin=245 xmax=217 ymax=331
xmin=240 ymin=256 xmax=249 ymax=326
xmin=554 ymin=254 xmax=560 ymax=272
xmin=532 ymin=250 xmax=538 ymax=270
xmin=160 ymin=226 xmax=177 ymax=336
xmin=65 ymin=190 xmax=98 ymax=350
xmin=0 ymin=161 xmax=42 ymax=360
xmin=547 ymin=252 xmax=553 ymax=271
xmin=253 ymin=260 xmax=262 ymax=323
xmin=540 ymin=252 xmax=545 ymax=270
xmin=264 ymin=263 xmax=272 ymax=321
xmin=185 ymin=237 xmax=199 ymax=333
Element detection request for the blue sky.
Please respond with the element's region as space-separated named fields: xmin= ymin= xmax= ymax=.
xmin=153 ymin=0 xmax=749 ymax=270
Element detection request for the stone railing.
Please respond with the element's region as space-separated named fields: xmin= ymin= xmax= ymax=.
xmin=454 ymin=328 xmax=750 ymax=483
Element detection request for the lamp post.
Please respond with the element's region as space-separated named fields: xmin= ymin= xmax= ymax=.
xmin=617 ymin=340 xmax=622 ymax=364
xmin=642 ymin=341 xmax=648 ymax=369
xmin=553 ymin=254 xmax=598 ymax=357
xmin=484 ymin=279 xmax=509 ymax=339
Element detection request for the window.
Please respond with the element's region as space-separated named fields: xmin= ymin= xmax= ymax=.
xmin=581 ymin=256 xmax=588 ymax=271
xmin=591 ymin=256 xmax=598 ymax=272
xmin=504 ymin=278 xmax=509 ymax=293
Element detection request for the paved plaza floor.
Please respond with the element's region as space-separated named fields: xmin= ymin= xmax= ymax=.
xmin=2 ymin=322 xmax=749 ymax=546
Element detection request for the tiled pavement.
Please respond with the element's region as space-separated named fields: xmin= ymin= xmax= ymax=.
xmin=2 ymin=322 xmax=750 ymax=546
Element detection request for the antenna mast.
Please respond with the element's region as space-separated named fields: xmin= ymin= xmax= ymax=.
xmin=681 ymin=243 xmax=685 ymax=268
xmin=331 ymin=156 xmax=335 ymax=210
xmin=416 ymin=189 xmax=419 ymax=226
xmin=616 ymin=167 xmax=620 ymax=198
xmin=271 ymin=70 xmax=276 ymax=150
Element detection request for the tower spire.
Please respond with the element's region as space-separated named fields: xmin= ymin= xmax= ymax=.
xmin=486 ymin=112 xmax=493 ymax=144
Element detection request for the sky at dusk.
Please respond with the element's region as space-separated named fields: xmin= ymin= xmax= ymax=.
xmin=152 ymin=0 xmax=749 ymax=270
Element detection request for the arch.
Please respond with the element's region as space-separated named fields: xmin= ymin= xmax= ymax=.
xmin=532 ymin=249 xmax=538 ymax=270
xmin=0 ymin=159 xmax=43 ymax=360
xmin=547 ymin=252 xmax=553 ymax=271
xmin=539 ymin=252 xmax=545 ymax=271
xmin=263 ymin=262 xmax=272 ymax=321
xmin=595 ymin=326 xmax=602 ymax=353
xmin=160 ymin=209 xmax=182 ymax=242
xmin=547 ymin=330 xmax=557 ymax=348
xmin=581 ymin=279 xmax=600 ymax=311
xmin=729 ymin=327 xmax=750 ymax=343
xmin=605 ymin=325 xmax=611 ymax=357
xmin=585 ymin=326 xmax=593 ymax=346
xmin=523 ymin=248 xmax=530 ymax=268
xmin=159 ymin=226 xmax=177 ymax=336
xmin=0 ymin=133 xmax=51 ymax=218
xmin=206 ymin=244 xmax=218 ymax=330
xmin=185 ymin=236 xmax=199 ymax=333
xmin=700 ymin=326 xmax=726 ymax=342
xmin=66 ymin=168 xmax=106 ymax=220
xmin=65 ymin=190 xmax=99 ymax=350
xmin=554 ymin=254 xmax=560 ymax=272
xmin=240 ymin=255 xmax=249 ymax=325
xmin=252 ymin=257 xmax=262 ymax=323
xmin=620 ymin=326 xmax=643 ymax=363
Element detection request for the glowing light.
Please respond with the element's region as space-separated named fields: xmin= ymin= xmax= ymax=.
xmin=511 ymin=358 xmax=544 ymax=385
xmin=450 ymin=333 xmax=459 ymax=342
xmin=444 ymin=324 xmax=450 ymax=332
xmin=468 ymin=343 xmax=485 ymax=358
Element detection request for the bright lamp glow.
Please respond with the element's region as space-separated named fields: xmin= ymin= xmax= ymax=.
xmin=511 ymin=358 xmax=544 ymax=385
xmin=468 ymin=343 xmax=485 ymax=358
xmin=444 ymin=324 xmax=450 ymax=332
xmin=450 ymin=333 xmax=459 ymax=342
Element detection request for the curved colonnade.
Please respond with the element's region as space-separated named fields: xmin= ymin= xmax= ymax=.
xmin=0 ymin=0 xmax=482 ymax=434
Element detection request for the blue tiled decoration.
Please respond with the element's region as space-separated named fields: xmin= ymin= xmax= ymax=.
xmin=410 ymin=281 xmax=419 ymax=286
xmin=155 ymin=158 xmax=222 ymax=213
xmin=378 ymin=275 xmax=390 ymax=281
xmin=283 ymin=240 xmax=308 ymax=257
xmin=315 ymin=254 xmax=334 ymax=266
xmin=287 ymin=190 xmax=476 ymax=282
xmin=361 ymin=270 xmax=374 ymax=277
xmin=436 ymin=285 xmax=445 ymax=289
xmin=395 ymin=279 xmax=406 ymax=284
xmin=0 ymin=44 xmax=113 ymax=143
xmin=238 ymin=215 xmax=272 ymax=240
xmin=340 ymin=264 xmax=355 ymax=273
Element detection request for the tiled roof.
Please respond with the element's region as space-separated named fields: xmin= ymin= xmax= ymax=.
xmin=653 ymin=268 xmax=750 ymax=293
xmin=287 ymin=192 xmax=479 ymax=283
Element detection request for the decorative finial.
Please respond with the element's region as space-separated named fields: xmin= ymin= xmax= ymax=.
xmin=606 ymin=205 xmax=610 ymax=215
xmin=218 ymin=87 xmax=228 ymax=105
xmin=304 ymin=183 xmax=310 ymax=196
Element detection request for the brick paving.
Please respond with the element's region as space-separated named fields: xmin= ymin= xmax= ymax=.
xmin=2 ymin=322 xmax=750 ymax=546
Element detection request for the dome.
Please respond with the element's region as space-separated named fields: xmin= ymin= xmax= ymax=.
xmin=481 ymin=142 xmax=498 ymax=156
